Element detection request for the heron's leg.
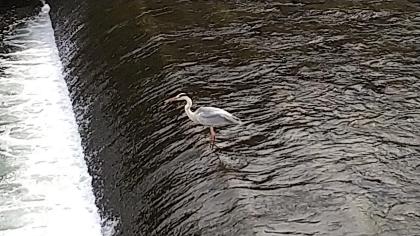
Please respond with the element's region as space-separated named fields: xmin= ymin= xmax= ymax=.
xmin=210 ymin=127 xmax=216 ymax=147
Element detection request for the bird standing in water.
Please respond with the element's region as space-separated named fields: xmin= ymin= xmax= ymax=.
xmin=165 ymin=93 xmax=241 ymax=147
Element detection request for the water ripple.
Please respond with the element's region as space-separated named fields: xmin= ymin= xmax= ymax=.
xmin=50 ymin=0 xmax=420 ymax=235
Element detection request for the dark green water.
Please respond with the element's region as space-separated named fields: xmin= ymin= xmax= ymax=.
xmin=47 ymin=0 xmax=420 ymax=235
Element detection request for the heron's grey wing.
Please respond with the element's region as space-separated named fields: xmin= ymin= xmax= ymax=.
xmin=195 ymin=107 xmax=241 ymax=126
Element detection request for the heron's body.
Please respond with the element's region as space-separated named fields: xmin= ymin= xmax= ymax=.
xmin=165 ymin=93 xmax=241 ymax=147
xmin=195 ymin=107 xmax=241 ymax=126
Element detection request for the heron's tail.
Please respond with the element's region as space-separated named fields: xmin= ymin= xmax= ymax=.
xmin=228 ymin=114 xmax=242 ymax=125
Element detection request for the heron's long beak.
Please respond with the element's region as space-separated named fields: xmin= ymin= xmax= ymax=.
xmin=164 ymin=97 xmax=177 ymax=104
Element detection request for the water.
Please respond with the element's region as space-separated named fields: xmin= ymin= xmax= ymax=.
xmin=47 ymin=0 xmax=420 ymax=235
xmin=0 ymin=5 xmax=103 ymax=236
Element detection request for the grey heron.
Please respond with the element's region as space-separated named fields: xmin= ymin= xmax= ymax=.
xmin=165 ymin=93 xmax=241 ymax=147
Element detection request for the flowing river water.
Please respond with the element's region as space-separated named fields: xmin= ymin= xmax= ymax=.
xmin=0 ymin=4 xmax=107 ymax=236
xmin=2 ymin=0 xmax=420 ymax=235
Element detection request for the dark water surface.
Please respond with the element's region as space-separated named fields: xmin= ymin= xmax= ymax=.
xmin=0 ymin=1 xmax=42 ymax=53
xmin=49 ymin=0 xmax=420 ymax=235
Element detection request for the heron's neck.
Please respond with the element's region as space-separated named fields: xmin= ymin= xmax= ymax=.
xmin=183 ymin=97 xmax=195 ymax=121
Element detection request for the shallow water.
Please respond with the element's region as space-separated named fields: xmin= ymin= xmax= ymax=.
xmin=49 ymin=0 xmax=420 ymax=235
xmin=0 ymin=5 xmax=103 ymax=236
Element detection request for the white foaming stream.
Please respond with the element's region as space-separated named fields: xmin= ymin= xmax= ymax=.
xmin=0 ymin=4 xmax=104 ymax=236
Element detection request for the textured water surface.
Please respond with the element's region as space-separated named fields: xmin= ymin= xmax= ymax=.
xmin=49 ymin=0 xmax=420 ymax=235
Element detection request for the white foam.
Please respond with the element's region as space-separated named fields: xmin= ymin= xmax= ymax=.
xmin=0 ymin=5 xmax=103 ymax=236
xmin=101 ymin=216 xmax=120 ymax=236
xmin=41 ymin=3 xmax=51 ymax=14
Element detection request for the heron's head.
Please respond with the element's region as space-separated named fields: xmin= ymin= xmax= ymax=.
xmin=164 ymin=92 xmax=189 ymax=103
